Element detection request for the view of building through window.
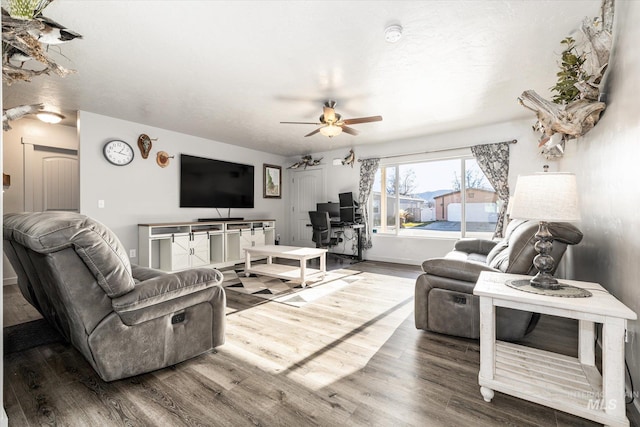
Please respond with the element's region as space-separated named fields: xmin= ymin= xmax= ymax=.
xmin=372 ymin=157 xmax=498 ymax=237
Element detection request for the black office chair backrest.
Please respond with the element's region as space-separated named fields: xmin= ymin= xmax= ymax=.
xmin=309 ymin=211 xmax=332 ymax=247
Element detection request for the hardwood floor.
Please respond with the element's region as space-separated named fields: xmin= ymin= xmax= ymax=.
xmin=3 ymin=260 xmax=609 ymax=426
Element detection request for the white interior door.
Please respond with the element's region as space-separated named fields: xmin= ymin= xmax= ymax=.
xmin=24 ymin=144 xmax=79 ymax=212
xmin=289 ymin=168 xmax=324 ymax=248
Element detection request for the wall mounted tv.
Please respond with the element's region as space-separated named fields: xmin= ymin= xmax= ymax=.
xmin=180 ymin=154 xmax=254 ymax=208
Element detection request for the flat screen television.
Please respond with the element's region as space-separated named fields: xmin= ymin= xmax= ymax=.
xmin=180 ymin=154 xmax=254 ymax=208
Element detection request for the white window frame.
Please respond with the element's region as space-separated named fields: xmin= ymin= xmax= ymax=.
xmin=371 ymin=149 xmax=495 ymax=240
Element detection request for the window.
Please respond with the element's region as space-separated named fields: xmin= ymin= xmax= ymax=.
xmin=372 ymin=156 xmax=497 ymax=238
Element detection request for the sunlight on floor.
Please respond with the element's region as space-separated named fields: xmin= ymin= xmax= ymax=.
xmin=221 ymin=272 xmax=416 ymax=391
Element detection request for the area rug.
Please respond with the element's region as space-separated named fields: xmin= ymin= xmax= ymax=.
xmin=4 ymin=318 xmax=64 ymax=354
xmin=220 ymin=265 xmax=363 ymax=307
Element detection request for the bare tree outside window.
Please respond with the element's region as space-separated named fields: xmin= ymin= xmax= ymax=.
xmin=386 ymin=168 xmax=418 ymax=196
xmin=452 ymin=169 xmax=491 ymax=191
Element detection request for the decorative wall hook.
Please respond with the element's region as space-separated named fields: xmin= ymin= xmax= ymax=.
xmin=342 ymin=149 xmax=355 ymax=167
xmin=156 ymin=151 xmax=174 ymax=168
xmin=137 ymin=134 xmax=157 ymax=159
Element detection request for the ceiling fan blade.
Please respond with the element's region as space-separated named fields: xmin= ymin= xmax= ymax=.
xmin=342 ymin=115 xmax=383 ymax=125
xmin=323 ymin=106 xmax=336 ymax=123
xmin=341 ymin=125 xmax=359 ymax=136
xmin=304 ymin=128 xmax=322 ymax=137
xmin=280 ymin=121 xmax=322 ymax=125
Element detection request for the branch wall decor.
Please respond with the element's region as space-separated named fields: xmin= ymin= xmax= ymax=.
xmin=518 ymin=0 xmax=613 ymax=159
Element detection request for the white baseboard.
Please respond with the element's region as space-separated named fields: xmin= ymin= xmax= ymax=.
xmin=0 ymin=407 xmax=7 ymax=427
xmin=3 ymin=276 xmax=17 ymax=286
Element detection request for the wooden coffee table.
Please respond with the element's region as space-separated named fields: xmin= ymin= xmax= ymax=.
xmin=244 ymin=245 xmax=327 ymax=287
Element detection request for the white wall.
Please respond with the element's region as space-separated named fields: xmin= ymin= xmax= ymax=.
xmin=285 ymin=117 xmax=549 ymax=265
xmin=3 ymin=118 xmax=79 ymax=215
xmin=77 ymin=111 xmax=287 ymax=264
xmin=2 ymin=119 xmax=79 ymax=284
xmin=558 ymin=0 xmax=640 ymax=414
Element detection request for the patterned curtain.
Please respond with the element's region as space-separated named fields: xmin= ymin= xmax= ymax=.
xmin=470 ymin=142 xmax=510 ymax=238
xmin=358 ymin=158 xmax=380 ymax=249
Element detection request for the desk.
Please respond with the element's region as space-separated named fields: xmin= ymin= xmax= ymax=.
xmin=474 ymin=271 xmax=636 ymax=427
xmin=330 ymin=222 xmax=364 ymax=261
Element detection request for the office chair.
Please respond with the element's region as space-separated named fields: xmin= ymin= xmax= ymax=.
xmin=309 ymin=211 xmax=339 ymax=249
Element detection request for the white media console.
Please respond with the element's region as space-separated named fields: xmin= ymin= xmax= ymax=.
xmin=138 ymin=219 xmax=276 ymax=272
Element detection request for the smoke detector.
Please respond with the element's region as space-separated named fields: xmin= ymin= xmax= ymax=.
xmin=384 ymin=25 xmax=403 ymax=43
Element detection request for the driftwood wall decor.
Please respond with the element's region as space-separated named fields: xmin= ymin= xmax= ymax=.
xmin=2 ymin=0 xmax=82 ymax=130
xmin=2 ymin=1 xmax=80 ymax=85
xmin=519 ymin=0 xmax=614 ymax=159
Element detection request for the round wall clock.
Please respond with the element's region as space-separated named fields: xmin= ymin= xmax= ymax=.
xmin=103 ymin=140 xmax=134 ymax=166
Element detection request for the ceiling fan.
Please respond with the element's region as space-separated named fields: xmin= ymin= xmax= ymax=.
xmin=280 ymin=100 xmax=382 ymax=138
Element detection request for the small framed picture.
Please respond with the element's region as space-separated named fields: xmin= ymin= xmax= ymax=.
xmin=263 ymin=164 xmax=282 ymax=199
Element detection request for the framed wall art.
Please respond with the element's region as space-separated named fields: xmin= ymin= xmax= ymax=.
xmin=263 ymin=164 xmax=282 ymax=199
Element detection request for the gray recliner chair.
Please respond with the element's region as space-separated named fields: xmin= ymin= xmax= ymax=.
xmin=414 ymin=219 xmax=583 ymax=341
xmin=3 ymin=211 xmax=226 ymax=381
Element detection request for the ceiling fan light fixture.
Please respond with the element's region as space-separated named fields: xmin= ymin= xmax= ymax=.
xmin=319 ymin=124 xmax=342 ymax=138
xmin=36 ymin=111 xmax=65 ymax=124
xmin=384 ymin=24 xmax=403 ymax=43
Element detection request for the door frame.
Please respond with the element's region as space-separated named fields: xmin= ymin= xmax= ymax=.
xmin=22 ymin=137 xmax=79 ymax=212
xmin=287 ymin=166 xmax=326 ymax=247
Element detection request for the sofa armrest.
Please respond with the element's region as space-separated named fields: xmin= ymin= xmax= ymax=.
xmin=112 ymin=268 xmax=224 ymax=326
xmin=131 ymin=264 xmax=167 ymax=282
xmin=453 ymin=238 xmax=498 ymax=255
xmin=421 ymin=258 xmax=500 ymax=283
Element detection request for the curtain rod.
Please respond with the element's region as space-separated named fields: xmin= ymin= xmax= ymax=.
xmin=358 ymin=139 xmax=517 ymax=161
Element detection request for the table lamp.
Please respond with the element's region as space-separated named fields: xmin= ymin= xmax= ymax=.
xmin=508 ymin=171 xmax=580 ymax=291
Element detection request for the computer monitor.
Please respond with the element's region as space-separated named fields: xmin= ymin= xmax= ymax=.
xmin=339 ymin=192 xmax=358 ymax=207
xmin=316 ymin=202 xmax=340 ymax=220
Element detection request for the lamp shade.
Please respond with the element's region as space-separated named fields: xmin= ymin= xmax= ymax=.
xmin=319 ymin=124 xmax=342 ymax=138
xmin=509 ymin=172 xmax=581 ymax=222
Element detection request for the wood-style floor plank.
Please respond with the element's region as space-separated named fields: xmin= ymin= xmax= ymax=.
xmin=2 ymin=260 xmax=619 ymax=426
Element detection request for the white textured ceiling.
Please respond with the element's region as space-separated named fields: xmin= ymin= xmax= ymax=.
xmin=3 ymin=0 xmax=602 ymax=156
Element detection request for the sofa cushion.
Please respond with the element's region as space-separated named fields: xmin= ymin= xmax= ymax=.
xmin=3 ymin=212 xmax=134 ymax=297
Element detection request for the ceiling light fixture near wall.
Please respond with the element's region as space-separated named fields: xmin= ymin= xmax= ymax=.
xmin=36 ymin=111 xmax=65 ymax=124
xmin=384 ymin=24 xmax=403 ymax=43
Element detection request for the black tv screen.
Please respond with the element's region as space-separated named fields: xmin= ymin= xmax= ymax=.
xmin=180 ymin=154 xmax=254 ymax=208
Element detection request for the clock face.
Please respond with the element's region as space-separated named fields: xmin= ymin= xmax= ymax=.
xmin=103 ymin=140 xmax=134 ymax=166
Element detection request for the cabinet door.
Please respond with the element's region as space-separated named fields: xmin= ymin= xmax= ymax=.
xmin=239 ymin=229 xmax=254 ymax=251
xmin=169 ymin=235 xmax=191 ymax=271
xmin=191 ymin=233 xmax=210 ymax=267
xmin=253 ymin=229 xmax=265 ymax=246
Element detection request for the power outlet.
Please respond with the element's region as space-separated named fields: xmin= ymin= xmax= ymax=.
xmin=98 ymin=199 xmax=105 ymax=208
xmin=129 ymin=249 xmax=136 ymax=258
xmin=625 ymin=329 xmax=634 ymax=344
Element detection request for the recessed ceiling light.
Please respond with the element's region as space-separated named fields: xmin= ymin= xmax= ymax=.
xmin=36 ymin=111 xmax=65 ymax=124
xmin=384 ymin=25 xmax=403 ymax=43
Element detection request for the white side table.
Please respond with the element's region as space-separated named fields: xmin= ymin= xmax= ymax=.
xmin=474 ymin=271 xmax=636 ymax=427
